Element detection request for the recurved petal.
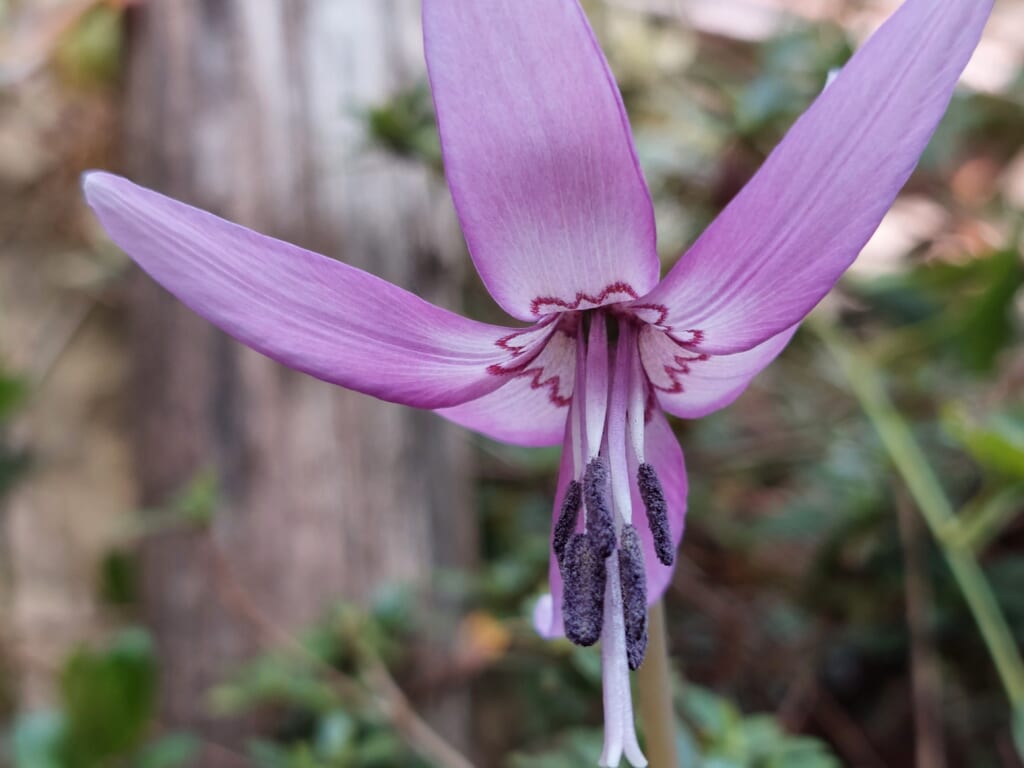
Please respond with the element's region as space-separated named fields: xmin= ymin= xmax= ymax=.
xmin=436 ymin=323 xmax=577 ymax=446
xmin=641 ymin=324 xmax=798 ymax=419
xmin=423 ymin=0 xmax=659 ymax=322
xmin=629 ymin=408 xmax=687 ymax=603
xmin=84 ymin=172 xmax=532 ymax=409
xmin=638 ymin=0 xmax=992 ymax=354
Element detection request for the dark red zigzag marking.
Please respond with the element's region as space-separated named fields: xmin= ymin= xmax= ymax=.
xmin=649 ymin=347 xmax=710 ymax=394
xmin=628 ymin=302 xmax=670 ymax=327
xmin=484 ymin=357 xmax=572 ymax=407
xmin=530 ymin=281 xmax=639 ymax=316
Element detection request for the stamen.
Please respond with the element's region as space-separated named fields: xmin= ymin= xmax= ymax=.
xmin=607 ymin=321 xmax=636 ymax=525
xmin=584 ymin=312 xmax=609 ymax=458
xmin=572 ymin=327 xmax=587 ymax=471
xmin=553 ymin=480 xmax=582 ymax=562
xmin=562 ymin=533 xmax=606 ymax=646
xmin=637 ymin=463 xmax=674 ymax=566
xmin=583 ymin=458 xmax=615 ymax=559
xmin=618 ymin=525 xmax=648 ymax=671
xmin=627 ymin=334 xmax=647 ymax=465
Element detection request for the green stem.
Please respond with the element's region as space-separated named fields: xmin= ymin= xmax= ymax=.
xmin=638 ymin=601 xmax=680 ymax=767
xmin=812 ymin=316 xmax=1024 ymax=707
xmin=948 ymin=483 xmax=1024 ymax=554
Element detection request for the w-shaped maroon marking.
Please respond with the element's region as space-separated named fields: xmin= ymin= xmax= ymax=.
xmin=628 ymin=304 xmax=704 ymax=346
xmin=640 ymin=328 xmax=709 ymax=395
xmin=628 ymin=302 xmax=669 ymax=328
xmin=487 ymin=356 xmax=574 ymax=407
xmin=530 ymin=281 xmax=640 ymax=316
xmin=650 ymin=350 xmax=710 ymax=395
xmin=488 ymin=324 xmax=577 ymax=407
xmin=520 ymin=364 xmax=573 ymax=407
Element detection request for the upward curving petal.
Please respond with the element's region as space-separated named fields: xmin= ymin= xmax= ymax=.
xmin=84 ymin=172 xmax=531 ymax=409
xmin=423 ymin=0 xmax=660 ymax=322
xmin=638 ymin=0 xmax=992 ymax=354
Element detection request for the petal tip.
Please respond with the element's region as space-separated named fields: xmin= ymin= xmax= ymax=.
xmin=81 ymin=170 xmax=123 ymax=208
xmin=532 ymin=593 xmax=562 ymax=639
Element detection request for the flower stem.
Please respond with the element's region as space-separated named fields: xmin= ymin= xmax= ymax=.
xmin=811 ymin=316 xmax=1024 ymax=707
xmin=638 ymin=601 xmax=679 ymax=767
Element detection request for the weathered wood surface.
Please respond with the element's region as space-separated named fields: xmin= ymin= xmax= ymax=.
xmin=123 ymin=1 xmax=474 ymax=761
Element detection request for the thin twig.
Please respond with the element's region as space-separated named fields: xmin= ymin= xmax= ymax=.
xmin=810 ymin=683 xmax=888 ymax=768
xmin=203 ymin=537 xmax=476 ymax=768
xmin=898 ymin=486 xmax=946 ymax=768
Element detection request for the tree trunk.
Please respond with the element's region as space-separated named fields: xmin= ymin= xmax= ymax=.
xmin=122 ymin=1 xmax=474 ymax=761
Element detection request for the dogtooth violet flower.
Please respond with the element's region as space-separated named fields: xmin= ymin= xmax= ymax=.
xmin=83 ymin=0 xmax=990 ymax=763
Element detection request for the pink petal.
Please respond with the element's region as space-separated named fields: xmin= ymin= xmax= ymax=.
xmin=436 ymin=323 xmax=576 ymax=446
xmin=423 ymin=0 xmax=659 ymax=322
xmin=641 ymin=324 xmax=798 ymax=419
xmin=629 ymin=408 xmax=687 ymax=603
xmin=637 ymin=0 xmax=992 ymax=354
xmin=84 ymin=172 xmax=533 ymax=409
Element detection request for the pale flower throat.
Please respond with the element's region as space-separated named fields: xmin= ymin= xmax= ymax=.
xmin=554 ymin=311 xmax=674 ymax=768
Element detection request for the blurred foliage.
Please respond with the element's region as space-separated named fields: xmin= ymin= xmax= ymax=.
xmin=0 ymin=369 xmax=28 ymax=497
xmin=2 ymin=1 xmax=1022 ymax=767
xmin=53 ymin=4 xmax=123 ymax=88
xmin=364 ymin=84 xmax=442 ymax=172
xmin=133 ymin=467 xmax=220 ymax=533
xmin=1 ymin=629 xmax=198 ymax=768
xmin=507 ymin=679 xmax=839 ymax=768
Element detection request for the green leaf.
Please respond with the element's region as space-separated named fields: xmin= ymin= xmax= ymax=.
xmin=10 ymin=711 xmax=66 ymax=768
xmin=133 ymin=734 xmax=201 ymax=768
xmin=314 ymin=711 xmax=355 ymax=759
xmin=99 ymin=549 xmax=139 ymax=606
xmin=0 ymin=374 xmax=28 ymax=421
xmin=174 ymin=469 xmax=219 ymax=525
xmin=364 ymin=83 xmax=441 ymax=168
xmin=851 ymin=249 xmax=1024 ymax=373
xmin=59 ymin=629 xmax=157 ymax=767
xmin=54 ymin=5 xmax=122 ymax=87
xmin=944 ymin=404 xmax=1024 ymax=480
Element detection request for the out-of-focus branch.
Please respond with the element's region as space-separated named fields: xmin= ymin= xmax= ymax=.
xmin=897 ymin=487 xmax=946 ymax=768
xmin=203 ymin=537 xmax=476 ymax=768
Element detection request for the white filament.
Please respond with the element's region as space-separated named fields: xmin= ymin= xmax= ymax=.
xmin=627 ymin=337 xmax=647 ymax=465
xmin=584 ymin=313 xmax=609 ymax=459
xmin=599 ymin=555 xmax=647 ymax=768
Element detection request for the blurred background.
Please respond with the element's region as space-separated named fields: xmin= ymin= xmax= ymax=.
xmin=0 ymin=0 xmax=1023 ymax=766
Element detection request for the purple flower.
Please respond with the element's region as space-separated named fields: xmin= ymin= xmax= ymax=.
xmin=83 ymin=0 xmax=990 ymax=763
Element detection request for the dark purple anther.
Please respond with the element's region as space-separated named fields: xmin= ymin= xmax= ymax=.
xmin=637 ymin=463 xmax=673 ymax=566
xmin=618 ymin=524 xmax=648 ymax=670
xmin=584 ymin=457 xmax=616 ymax=558
xmin=553 ymin=480 xmax=582 ymax=564
xmin=562 ymin=533 xmax=606 ymax=646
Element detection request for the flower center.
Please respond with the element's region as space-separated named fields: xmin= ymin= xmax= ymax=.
xmin=550 ymin=309 xmax=675 ymax=768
